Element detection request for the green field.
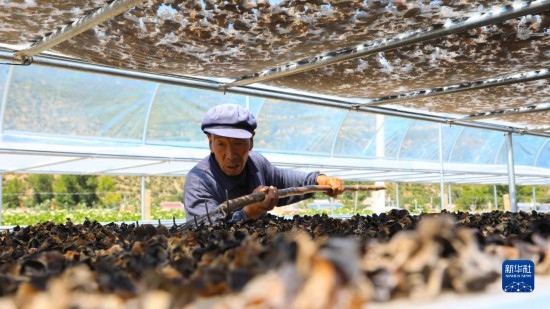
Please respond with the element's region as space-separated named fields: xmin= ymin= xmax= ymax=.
xmin=1 ymin=205 xmax=377 ymax=226
xmin=1 ymin=206 xmax=186 ymax=226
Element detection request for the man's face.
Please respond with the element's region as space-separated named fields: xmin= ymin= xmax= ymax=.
xmin=208 ymin=134 xmax=253 ymax=176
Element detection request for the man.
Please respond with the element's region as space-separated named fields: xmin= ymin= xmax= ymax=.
xmin=183 ymin=104 xmax=343 ymax=223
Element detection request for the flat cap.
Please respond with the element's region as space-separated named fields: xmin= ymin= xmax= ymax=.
xmin=201 ymin=104 xmax=257 ymax=138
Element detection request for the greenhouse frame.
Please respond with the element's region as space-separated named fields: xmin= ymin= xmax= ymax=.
xmin=0 ymin=0 xmax=549 ymax=219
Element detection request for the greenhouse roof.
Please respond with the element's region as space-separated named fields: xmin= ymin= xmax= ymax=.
xmin=0 ymin=0 xmax=549 ymax=185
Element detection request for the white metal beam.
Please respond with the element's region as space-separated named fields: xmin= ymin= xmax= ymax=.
xmin=353 ymin=70 xmax=550 ymax=108
xmin=13 ymin=0 xmax=146 ymax=62
xmin=459 ymin=102 xmax=550 ymax=122
xmin=506 ymin=133 xmax=518 ymax=212
xmin=1 ymin=51 xmax=549 ymax=138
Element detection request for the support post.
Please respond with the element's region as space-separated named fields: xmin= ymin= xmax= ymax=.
xmin=531 ymin=186 xmax=537 ymax=210
xmin=503 ymin=194 xmax=511 ymax=211
xmin=505 ymin=133 xmax=518 ymax=212
xmin=372 ymin=114 xmax=386 ymax=214
xmin=439 ymin=124 xmax=445 ymax=211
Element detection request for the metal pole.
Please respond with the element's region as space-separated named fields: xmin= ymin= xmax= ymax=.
xmin=141 ymin=175 xmax=146 ymax=221
xmin=373 ymin=114 xmax=386 ymax=214
xmin=14 ymin=0 xmax=146 ymax=61
xmin=439 ymin=124 xmax=445 ymax=211
xmin=1 ymin=52 xmax=549 ymax=138
xmin=531 ymin=186 xmax=537 ymax=210
xmin=354 ymin=70 xmax=550 ymax=108
xmin=458 ymin=102 xmax=550 ymax=122
xmin=494 ymin=184 xmax=498 ymax=210
xmin=505 ymin=133 xmax=518 ymax=212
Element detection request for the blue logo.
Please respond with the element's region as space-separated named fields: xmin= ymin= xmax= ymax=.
xmin=502 ymin=260 xmax=535 ymax=293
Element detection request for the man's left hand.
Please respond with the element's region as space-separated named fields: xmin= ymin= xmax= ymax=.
xmin=316 ymin=174 xmax=344 ymax=198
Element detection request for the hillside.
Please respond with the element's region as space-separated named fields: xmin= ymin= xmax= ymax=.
xmin=2 ymin=173 xmax=549 ymax=212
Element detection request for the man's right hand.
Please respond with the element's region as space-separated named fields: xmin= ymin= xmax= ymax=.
xmin=243 ymin=186 xmax=278 ymax=219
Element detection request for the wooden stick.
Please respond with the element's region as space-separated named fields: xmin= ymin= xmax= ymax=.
xmin=220 ymin=184 xmax=385 ymax=213
xmin=180 ymin=184 xmax=385 ymax=229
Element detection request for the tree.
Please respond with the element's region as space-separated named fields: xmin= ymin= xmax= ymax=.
xmin=452 ymin=185 xmax=492 ymax=211
xmin=27 ymin=174 xmax=54 ymax=205
xmin=3 ymin=178 xmax=25 ymax=208
xmin=495 ymin=184 xmax=547 ymax=205
xmin=54 ymin=175 xmax=78 ymax=207
xmin=54 ymin=175 xmax=99 ymax=207
xmin=82 ymin=176 xmax=99 ymax=207
xmin=97 ymin=175 xmax=122 ymax=207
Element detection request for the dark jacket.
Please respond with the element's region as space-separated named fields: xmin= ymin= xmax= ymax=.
xmin=183 ymin=151 xmax=319 ymax=222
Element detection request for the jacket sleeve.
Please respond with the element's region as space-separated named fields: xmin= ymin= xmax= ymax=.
xmin=183 ymin=169 xmax=226 ymax=223
xmin=255 ymin=153 xmax=320 ymax=206
xmin=273 ymin=167 xmax=320 ymax=206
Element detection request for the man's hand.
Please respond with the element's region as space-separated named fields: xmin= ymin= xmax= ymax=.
xmin=316 ymin=174 xmax=344 ymax=198
xmin=243 ymin=186 xmax=278 ymax=220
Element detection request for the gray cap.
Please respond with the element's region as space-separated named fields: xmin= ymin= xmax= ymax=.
xmin=201 ymin=104 xmax=257 ymax=138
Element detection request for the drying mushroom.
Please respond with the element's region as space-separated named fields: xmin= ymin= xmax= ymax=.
xmin=0 ymin=210 xmax=549 ymax=307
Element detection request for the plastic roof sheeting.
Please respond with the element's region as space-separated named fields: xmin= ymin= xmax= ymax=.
xmin=1 ymin=1 xmax=550 ymax=133
xmin=0 ymin=64 xmax=549 ymax=185
xmin=0 ymin=0 xmax=549 ymax=185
